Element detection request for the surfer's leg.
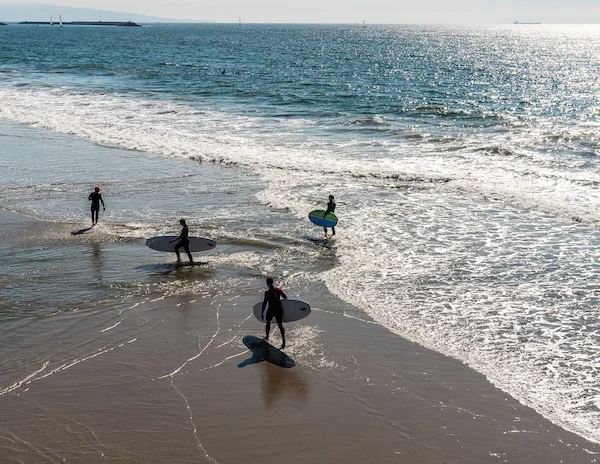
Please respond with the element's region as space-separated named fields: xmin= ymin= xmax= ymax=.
xmin=91 ymin=208 xmax=95 ymax=224
xmin=323 ymin=226 xmax=328 ymax=237
xmin=183 ymin=243 xmax=194 ymax=263
xmin=265 ymin=313 xmax=273 ymax=340
xmin=332 ymin=226 xmax=335 ymax=236
xmin=174 ymin=242 xmax=182 ymax=262
xmin=275 ymin=311 xmax=285 ymax=349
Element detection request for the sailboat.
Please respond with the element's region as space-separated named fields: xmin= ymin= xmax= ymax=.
xmin=239 ymin=17 xmax=241 ymax=26
xmin=50 ymin=16 xmax=53 ymax=26
xmin=59 ymin=15 xmax=63 ymax=27
xmin=361 ymin=20 xmax=366 ymax=28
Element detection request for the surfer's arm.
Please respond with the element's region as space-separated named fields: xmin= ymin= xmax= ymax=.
xmin=261 ymin=293 xmax=268 ymax=315
xmin=277 ymin=288 xmax=288 ymax=300
xmin=100 ymin=195 xmax=105 ymax=209
xmin=169 ymin=229 xmax=184 ymax=243
xmin=88 ymin=193 xmax=93 ymax=201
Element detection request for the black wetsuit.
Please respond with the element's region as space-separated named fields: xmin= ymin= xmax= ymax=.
xmin=88 ymin=191 xmax=105 ymax=224
xmin=324 ymin=199 xmax=336 ymax=235
xmin=264 ymin=287 xmax=287 ymax=323
xmin=174 ymin=225 xmax=189 ymax=250
xmin=174 ymin=225 xmax=193 ymax=261
xmin=262 ymin=286 xmax=287 ymax=347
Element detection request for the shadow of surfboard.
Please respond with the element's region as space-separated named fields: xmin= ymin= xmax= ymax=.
xmin=238 ymin=335 xmax=295 ymax=369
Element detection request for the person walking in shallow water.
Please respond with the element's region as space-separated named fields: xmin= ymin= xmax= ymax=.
xmin=88 ymin=185 xmax=105 ymax=225
xmin=169 ymin=219 xmax=194 ymax=264
xmin=324 ymin=194 xmax=336 ymax=238
xmin=261 ymin=277 xmax=287 ymax=349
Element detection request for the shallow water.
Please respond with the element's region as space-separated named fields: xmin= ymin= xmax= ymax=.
xmin=1 ymin=23 xmax=600 ymax=444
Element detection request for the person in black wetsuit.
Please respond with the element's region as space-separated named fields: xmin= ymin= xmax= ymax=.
xmin=88 ymin=185 xmax=105 ymax=225
xmin=261 ymin=277 xmax=288 ymax=349
xmin=324 ymin=194 xmax=336 ymax=238
xmin=169 ymin=219 xmax=194 ymax=264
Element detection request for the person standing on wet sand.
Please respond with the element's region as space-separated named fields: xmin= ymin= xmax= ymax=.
xmin=324 ymin=194 xmax=336 ymax=238
xmin=261 ymin=277 xmax=287 ymax=349
xmin=88 ymin=185 xmax=105 ymax=225
xmin=169 ymin=219 xmax=194 ymax=264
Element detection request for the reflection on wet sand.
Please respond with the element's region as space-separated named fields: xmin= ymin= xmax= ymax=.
xmin=239 ymin=335 xmax=309 ymax=408
xmin=90 ymin=241 xmax=104 ymax=276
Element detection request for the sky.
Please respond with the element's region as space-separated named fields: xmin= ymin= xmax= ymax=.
xmin=1 ymin=0 xmax=600 ymax=24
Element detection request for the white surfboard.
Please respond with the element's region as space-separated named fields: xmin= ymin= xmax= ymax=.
xmin=146 ymin=236 xmax=216 ymax=253
xmin=253 ymin=299 xmax=311 ymax=323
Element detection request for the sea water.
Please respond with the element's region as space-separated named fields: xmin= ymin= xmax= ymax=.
xmin=1 ymin=23 xmax=600 ymax=443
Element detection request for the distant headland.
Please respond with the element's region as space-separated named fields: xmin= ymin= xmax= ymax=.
xmin=18 ymin=20 xmax=142 ymax=27
xmin=513 ymin=21 xmax=542 ymax=24
xmin=0 ymin=3 xmax=212 ymax=23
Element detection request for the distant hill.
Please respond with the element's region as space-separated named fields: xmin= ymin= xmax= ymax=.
xmin=0 ymin=3 xmax=212 ymax=23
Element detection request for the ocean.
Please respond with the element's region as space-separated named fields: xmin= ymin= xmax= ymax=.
xmin=1 ymin=23 xmax=599 ymax=445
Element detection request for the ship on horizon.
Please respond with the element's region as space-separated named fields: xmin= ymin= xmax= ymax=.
xmin=513 ymin=20 xmax=542 ymax=24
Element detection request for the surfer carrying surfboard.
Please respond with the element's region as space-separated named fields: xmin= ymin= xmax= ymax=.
xmin=261 ymin=278 xmax=287 ymax=349
xmin=88 ymin=186 xmax=105 ymax=225
xmin=168 ymin=219 xmax=194 ymax=264
xmin=324 ymin=195 xmax=336 ymax=238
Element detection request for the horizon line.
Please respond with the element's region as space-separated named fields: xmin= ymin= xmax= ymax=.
xmin=4 ymin=21 xmax=600 ymax=25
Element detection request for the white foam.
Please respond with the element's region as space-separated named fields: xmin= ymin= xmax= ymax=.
xmin=319 ymin=192 xmax=600 ymax=444
xmin=3 ymin=83 xmax=600 ymax=225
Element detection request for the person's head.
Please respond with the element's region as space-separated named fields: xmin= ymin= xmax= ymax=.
xmin=329 ymin=195 xmax=334 ymax=201
xmin=94 ymin=186 xmax=100 ymax=192
xmin=266 ymin=277 xmax=274 ymax=287
xmin=180 ymin=219 xmax=186 ymax=226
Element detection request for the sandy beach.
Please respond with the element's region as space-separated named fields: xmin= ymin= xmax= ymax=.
xmin=1 ymin=210 xmax=599 ymax=463
xmin=4 ymin=21 xmax=600 ymax=463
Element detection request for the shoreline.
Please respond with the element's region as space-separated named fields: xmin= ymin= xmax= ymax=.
xmin=1 ymin=208 xmax=599 ymax=462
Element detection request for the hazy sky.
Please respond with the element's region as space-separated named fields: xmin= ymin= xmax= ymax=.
xmin=2 ymin=0 xmax=600 ymax=24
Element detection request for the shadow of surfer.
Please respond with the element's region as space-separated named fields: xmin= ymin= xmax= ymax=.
xmin=240 ymin=337 xmax=308 ymax=409
xmin=71 ymin=225 xmax=95 ymax=235
xmin=238 ymin=335 xmax=295 ymax=368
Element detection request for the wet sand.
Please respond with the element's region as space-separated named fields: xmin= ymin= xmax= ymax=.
xmin=1 ymin=210 xmax=600 ymax=463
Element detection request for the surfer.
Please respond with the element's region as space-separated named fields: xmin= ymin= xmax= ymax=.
xmin=169 ymin=219 xmax=194 ymax=264
xmin=261 ymin=278 xmax=287 ymax=349
xmin=88 ymin=185 xmax=105 ymax=225
xmin=324 ymin=194 xmax=336 ymax=238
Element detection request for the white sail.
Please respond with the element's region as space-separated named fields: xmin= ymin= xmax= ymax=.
xmin=59 ymin=15 xmax=63 ymax=27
